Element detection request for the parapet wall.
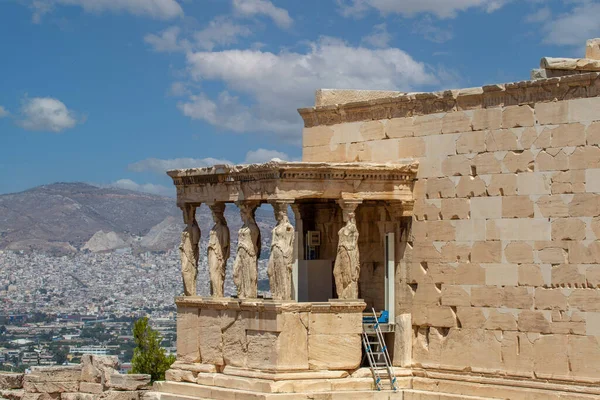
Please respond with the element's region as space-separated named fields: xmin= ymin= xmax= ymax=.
xmin=300 ymin=71 xmax=600 ymax=385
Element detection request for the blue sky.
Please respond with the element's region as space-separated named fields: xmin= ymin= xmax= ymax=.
xmin=0 ymin=0 xmax=598 ymax=196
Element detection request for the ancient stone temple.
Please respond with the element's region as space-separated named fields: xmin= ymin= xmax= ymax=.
xmin=152 ymin=39 xmax=600 ymax=399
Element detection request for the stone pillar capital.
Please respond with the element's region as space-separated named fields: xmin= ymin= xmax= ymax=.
xmin=384 ymin=200 xmax=405 ymax=221
xmin=337 ymin=199 xmax=362 ymax=222
xmin=181 ymin=203 xmax=200 ymax=225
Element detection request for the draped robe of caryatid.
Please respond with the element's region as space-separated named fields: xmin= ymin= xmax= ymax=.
xmin=179 ymin=205 xmax=200 ymax=296
xmin=207 ymin=204 xmax=230 ymax=297
xmin=233 ymin=203 xmax=261 ymax=298
xmin=333 ymin=207 xmax=360 ymax=299
xmin=267 ymin=203 xmax=295 ymax=300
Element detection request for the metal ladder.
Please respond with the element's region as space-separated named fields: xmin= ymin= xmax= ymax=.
xmin=362 ymin=308 xmax=397 ymax=391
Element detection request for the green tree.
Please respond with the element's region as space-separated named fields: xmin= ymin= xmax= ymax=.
xmin=130 ymin=317 xmax=175 ymax=382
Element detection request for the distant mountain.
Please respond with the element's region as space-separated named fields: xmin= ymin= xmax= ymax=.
xmin=0 ymin=182 xmax=276 ymax=254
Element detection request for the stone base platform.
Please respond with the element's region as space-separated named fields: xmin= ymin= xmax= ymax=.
xmin=147 ymin=368 xmax=600 ymax=400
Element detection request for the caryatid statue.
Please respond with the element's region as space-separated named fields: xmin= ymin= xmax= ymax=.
xmin=179 ymin=204 xmax=200 ymax=296
xmin=233 ymin=202 xmax=261 ymax=298
xmin=207 ymin=203 xmax=230 ymax=297
xmin=267 ymin=202 xmax=295 ymax=300
xmin=333 ymin=200 xmax=361 ymax=299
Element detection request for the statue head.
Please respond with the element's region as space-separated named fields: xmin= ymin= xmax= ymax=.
xmin=273 ymin=202 xmax=289 ymax=223
xmin=209 ymin=203 xmax=227 ymax=224
xmin=238 ymin=202 xmax=257 ymax=224
xmin=181 ymin=204 xmax=196 ymax=225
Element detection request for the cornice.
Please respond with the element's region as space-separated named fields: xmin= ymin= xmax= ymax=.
xmin=297 ymin=72 xmax=600 ymax=128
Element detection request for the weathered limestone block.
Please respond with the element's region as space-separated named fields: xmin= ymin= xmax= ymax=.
xmin=568 ymin=241 xmax=600 ymax=264
xmin=456 ymin=176 xmax=487 ymax=198
xmin=222 ymin=314 xmax=247 ymax=367
xmin=276 ymin=313 xmax=309 ymax=370
xmin=385 ymin=117 xmax=414 ymax=138
xmin=58 ymin=394 xmax=90 ymax=400
xmin=486 ymin=218 xmax=551 ymax=241
xmin=412 ymin=284 xmax=442 ymax=306
xmin=441 ymin=285 xmax=470 ymax=307
xmin=533 ymin=334 xmax=569 ymax=378
xmin=455 ymin=263 xmax=486 ymax=285
xmin=359 ymin=120 xmax=385 ymax=141
xmin=518 ymin=264 xmax=547 ymax=286
xmin=22 ymin=393 xmax=59 ymax=400
xmin=440 ymin=329 xmax=503 ymax=372
xmin=536 ymin=195 xmax=570 ymax=217
xmin=302 ymin=143 xmax=347 ymax=162
xmin=165 ymin=369 xmax=195 ymax=383
xmin=426 ymin=221 xmax=456 ymax=240
xmin=503 ymin=105 xmax=535 ymax=128
xmin=569 ymin=288 xmax=600 ymax=311
xmin=569 ymin=194 xmax=600 ymax=217
xmin=28 ymin=367 xmax=82 ymax=383
xmin=535 ymin=101 xmax=569 ymax=125
xmin=486 ymin=174 xmax=517 ymax=196
xmin=471 ymin=241 xmax=501 ymax=263
xmin=568 ymin=335 xmax=600 ymax=380
xmin=486 ymin=129 xmax=519 ymax=151
xmin=484 ymin=309 xmax=517 ymax=330
xmin=504 ymin=150 xmax=534 ymax=173
xmin=473 ymin=152 xmax=502 ymax=174
xmin=587 ymin=121 xmax=600 ymax=145
xmin=440 ymin=198 xmax=469 ymax=220
xmin=303 ymin=125 xmax=334 ymax=147
xmin=308 ymin=334 xmax=361 ymax=370
xmin=585 ymin=264 xmax=600 ymax=286
xmin=107 ymin=375 xmax=150 ymax=391
xmin=414 ymin=113 xmax=443 ymax=136
xmin=98 ymin=391 xmax=138 ymax=400
xmin=0 ymin=374 xmax=24 ymax=390
xmin=23 ymin=382 xmax=79 ymax=394
xmin=485 ymin=264 xmax=518 ymax=286
xmin=517 ymin=172 xmax=551 ymax=195
xmin=413 ymin=199 xmax=441 ymax=221
xmin=441 ymin=111 xmax=471 ymax=134
xmin=179 ymin=204 xmax=200 ymax=296
xmin=78 ymin=383 xmax=103 ymax=394
xmin=470 ymin=197 xmax=501 ymax=219
xmin=503 ymin=286 xmax=534 ymax=309
xmin=504 ymin=242 xmax=534 ymax=263
xmin=456 ymin=307 xmax=486 ymax=328
xmin=535 ymin=288 xmax=568 ymax=310
xmin=397 ymin=137 xmax=426 ymax=158
xmin=519 ymin=127 xmax=540 ymax=149
xmin=471 ymin=286 xmax=503 ymax=307
xmin=550 ymin=123 xmax=586 ymax=147
xmin=456 ymin=131 xmax=485 ymax=154
xmin=518 ymin=311 xmax=551 ymax=333
xmin=586 ymin=38 xmax=600 ymax=60
xmin=309 ymin=313 xmax=362 ymax=334
xmin=586 ymin=168 xmax=600 ymax=193
xmin=175 ymin=307 xmax=199 ymax=363
xmin=472 ymin=107 xmax=502 ymax=131
xmin=426 ymin=177 xmax=456 ymax=199
xmin=502 ymin=196 xmax=534 ymax=218
xmin=501 ymin=331 xmax=534 ymax=376
xmin=551 ymin=264 xmax=586 ymax=287
xmin=246 ymin=331 xmax=278 ymax=370
xmin=570 ymin=146 xmax=600 ymax=169
xmin=552 ymin=218 xmax=586 ymax=240
xmin=442 ymin=155 xmax=471 ymax=177
xmin=198 ymin=309 xmax=224 ymax=365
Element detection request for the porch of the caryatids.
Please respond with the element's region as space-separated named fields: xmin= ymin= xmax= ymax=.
xmin=333 ymin=199 xmax=362 ymax=300
xmin=179 ymin=203 xmax=200 ymax=296
xmin=233 ymin=201 xmax=261 ymax=298
xmin=267 ymin=200 xmax=295 ymax=300
xmin=207 ymin=202 xmax=230 ymax=297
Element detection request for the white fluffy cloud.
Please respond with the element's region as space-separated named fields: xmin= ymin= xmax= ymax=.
xmin=244 ymin=148 xmax=289 ymax=164
xmin=337 ymin=0 xmax=510 ymax=19
xmin=232 ymin=0 xmax=293 ymax=28
xmin=361 ymin=23 xmax=391 ymax=48
xmin=29 ymin=0 xmax=183 ymax=23
xmin=144 ymin=26 xmax=190 ymax=53
xmin=536 ymin=2 xmax=600 ymax=47
xmin=17 ymin=97 xmax=79 ymax=133
xmin=179 ymin=37 xmax=438 ymax=140
xmin=128 ymin=157 xmax=232 ymax=174
xmin=109 ymin=179 xmax=174 ymax=197
xmin=0 ymin=106 xmax=9 ymax=118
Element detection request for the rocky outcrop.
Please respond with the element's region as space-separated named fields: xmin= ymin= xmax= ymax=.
xmin=82 ymin=232 xmax=128 ymax=253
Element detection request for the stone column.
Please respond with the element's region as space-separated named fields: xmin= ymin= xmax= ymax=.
xmin=233 ymin=201 xmax=261 ymax=299
xmin=333 ymin=199 xmax=362 ymax=299
xmin=179 ymin=204 xmax=200 ymax=296
xmin=267 ymin=200 xmax=295 ymax=300
xmin=207 ymin=202 xmax=230 ymax=297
